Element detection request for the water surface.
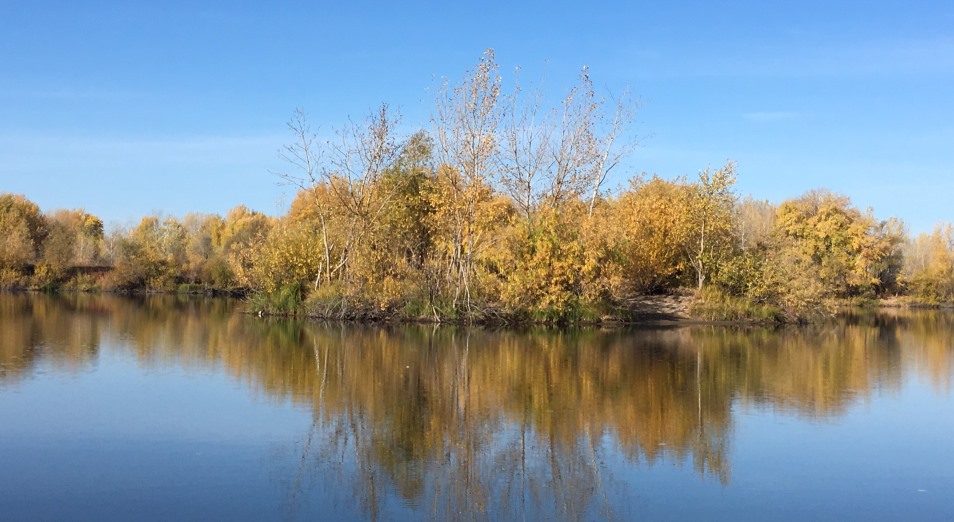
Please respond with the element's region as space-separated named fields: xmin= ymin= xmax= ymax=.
xmin=1 ymin=294 xmax=952 ymax=520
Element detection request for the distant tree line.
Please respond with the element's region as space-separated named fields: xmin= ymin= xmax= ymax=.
xmin=3 ymin=51 xmax=952 ymax=321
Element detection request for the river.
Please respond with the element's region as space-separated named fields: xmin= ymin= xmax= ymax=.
xmin=1 ymin=294 xmax=952 ymax=520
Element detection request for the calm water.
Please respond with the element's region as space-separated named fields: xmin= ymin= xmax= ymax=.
xmin=1 ymin=294 xmax=952 ymax=521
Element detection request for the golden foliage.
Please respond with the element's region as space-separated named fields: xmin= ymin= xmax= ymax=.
xmin=0 ymin=193 xmax=48 ymax=268
xmin=905 ymin=223 xmax=954 ymax=302
xmin=614 ymin=176 xmax=691 ymax=293
xmin=762 ymin=190 xmax=904 ymax=315
xmin=242 ymin=219 xmax=323 ymax=293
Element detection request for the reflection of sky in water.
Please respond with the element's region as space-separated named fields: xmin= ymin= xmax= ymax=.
xmin=0 ymin=294 xmax=952 ymax=521
xmin=0 ymin=357 xmax=316 ymax=521
xmin=613 ymin=376 xmax=954 ymax=520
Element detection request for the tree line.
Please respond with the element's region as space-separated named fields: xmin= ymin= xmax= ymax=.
xmin=3 ymin=51 xmax=953 ymax=321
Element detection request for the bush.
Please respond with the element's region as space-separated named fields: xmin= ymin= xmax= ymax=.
xmin=0 ymin=267 xmax=27 ymax=289
xmin=690 ymin=287 xmax=784 ymax=323
xmin=65 ymin=272 xmax=100 ymax=292
xmin=31 ymin=262 xmax=61 ymax=291
xmin=247 ymin=282 xmax=305 ymax=316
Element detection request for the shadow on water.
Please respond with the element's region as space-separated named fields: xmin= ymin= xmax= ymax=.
xmin=2 ymin=293 xmax=953 ymax=520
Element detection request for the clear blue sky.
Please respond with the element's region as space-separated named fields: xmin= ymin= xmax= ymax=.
xmin=2 ymin=1 xmax=952 ymax=233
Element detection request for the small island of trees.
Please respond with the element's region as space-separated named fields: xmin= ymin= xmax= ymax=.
xmin=3 ymin=51 xmax=953 ymax=323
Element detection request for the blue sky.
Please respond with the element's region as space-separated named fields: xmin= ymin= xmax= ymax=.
xmin=1 ymin=1 xmax=952 ymax=233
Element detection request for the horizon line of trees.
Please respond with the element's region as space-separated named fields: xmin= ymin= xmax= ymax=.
xmin=3 ymin=51 xmax=954 ymax=321
xmin=2 ymin=179 xmax=953 ymax=321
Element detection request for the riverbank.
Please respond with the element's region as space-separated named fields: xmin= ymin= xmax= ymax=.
xmin=8 ymin=283 xmax=953 ymax=327
xmin=878 ymin=295 xmax=954 ymax=309
xmin=0 ymin=283 xmax=246 ymax=298
xmin=245 ymin=285 xmax=794 ymax=326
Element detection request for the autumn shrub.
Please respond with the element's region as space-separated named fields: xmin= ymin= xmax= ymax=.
xmin=491 ymin=204 xmax=617 ymax=323
xmin=709 ymin=249 xmax=765 ymax=298
xmin=99 ymin=262 xmax=140 ymax=291
xmin=903 ymin=224 xmax=954 ymax=304
xmin=176 ymin=283 xmax=205 ymax=294
xmin=64 ymin=272 xmax=100 ymax=292
xmin=243 ymin=221 xmax=323 ymax=293
xmin=613 ymin=177 xmax=691 ymax=293
xmin=400 ymin=291 xmax=438 ymax=320
xmin=0 ymin=267 xmax=27 ymax=289
xmin=498 ymin=217 xmax=583 ymax=318
xmin=300 ymin=283 xmax=345 ymax=318
xmin=248 ymin=282 xmax=305 ymax=316
xmin=205 ymin=257 xmax=235 ymax=289
xmin=689 ymin=287 xmax=783 ymax=323
xmin=309 ymin=280 xmax=422 ymax=320
xmin=31 ymin=262 xmax=60 ymax=291
xmin=0 ymin=194 xmax=48 ymax=268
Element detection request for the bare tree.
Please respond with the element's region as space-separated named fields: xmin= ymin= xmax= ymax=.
xmin=276 ymin=105 xmax=405 ymax=287
xmin=276 ymin=108 xmax=333 ymax=284
xmin=432 ymin=49 xmax=503 ymax=312
xmin=587 ymin=89 xmax=638 ymax=217
xmin=497 ymin=69 xmax=553 ymax=224
xmin=323 ymin=104 xmax=404 ymax=281
xmin=496 ymin=68 xmax=638 ymax=218
xmin=548 ymin=68 xmax=598 ymax=208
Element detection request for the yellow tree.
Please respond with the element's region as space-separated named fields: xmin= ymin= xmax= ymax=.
xmin=904 ymin=223 xmax=954 ymax=302
xmin=494 ymin=67 xmax=637 ymax=319
xmin=0 ymin=193 xmax=48 ymax=269
xmin=426 ymin=165 xmax=511 ymax=315
xmin=218 ymin=205 xmax=271 ymax=255
xmin=762 ymin=190 xmax=904 ymax=316
xmin=614 ymin=176 xmax=691 ymax=293
xmin=277 ymin=108 xmax=335 ymax=284
xmin=682 ymin=162 xmax=737 ymax=290
xmin=432 ymin=49 xmax=504 ymax=314
xmin=40 ymin=209 xmax=105 ymax=279
xmin=324 ymin=105 xmax=406 ymax=288
xmin=278 ymin=105 xmax=405 ymax=289
xmin=735 ymin=197 xmax=775 ymax=252
xmin=219 ymin=206 xmax=273 ymax=289
xmin=106 ymin=214 xmax=193 ymax=290
xmin=346 ymin=131 xmax=437 ymax=308
xmin=245 ymin=219 xmax=325 ymax=294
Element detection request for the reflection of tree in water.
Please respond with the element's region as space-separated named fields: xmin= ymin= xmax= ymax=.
xmin=0 ymin=293 xmax=103 ymax=382
xmin=3 ymin=295 xmax=954 ymax=519
xmin=277 ymin=326 xmax=742 ymax=520
xmin=227 ymin=319 xmax=950 ymax=519
xmin=290 ymin=328 xmax=628 ymax=521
